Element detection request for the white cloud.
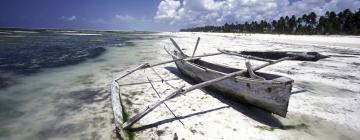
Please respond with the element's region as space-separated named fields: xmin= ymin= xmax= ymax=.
xmin=60 ymin=16 xmax=77 ymax=21
xmin=154 ymin=0 xmax=360 ymax=27
xmin=115 ymin=15 xmax=137 ymax=22
xmin=154 ymin=0 xmax=182 ymax=24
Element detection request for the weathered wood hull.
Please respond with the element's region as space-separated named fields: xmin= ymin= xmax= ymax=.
xmin=171 ymin=54 xmax=293 ymax=117
xmin=237 ymin=51 xmax=328 ymax=61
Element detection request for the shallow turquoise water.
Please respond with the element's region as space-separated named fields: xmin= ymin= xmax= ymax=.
xmin=0 ymin=29 xmax=169 ymax=140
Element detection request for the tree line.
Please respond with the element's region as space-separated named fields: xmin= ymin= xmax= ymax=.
xmin=180 ymin=8 xmax=360 ymax=35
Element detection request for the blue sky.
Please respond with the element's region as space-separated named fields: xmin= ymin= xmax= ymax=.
xmin=0 ymin=0 xmax=359 ymax=31
xmin=0 ymin=0 xmax=174 ymax=31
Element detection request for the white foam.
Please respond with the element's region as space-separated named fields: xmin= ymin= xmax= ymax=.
xmin=61 ymin=33 xmax=102 ymax=36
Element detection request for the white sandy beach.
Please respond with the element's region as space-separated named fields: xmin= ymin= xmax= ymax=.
xmin=117 ymin=32 xmax=360 ymax=140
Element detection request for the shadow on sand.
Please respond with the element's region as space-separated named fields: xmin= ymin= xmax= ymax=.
xmin=129 ymin=106 xmax=230 ymax=132
xmin=129 ymin=66 xmax=284 ymax=132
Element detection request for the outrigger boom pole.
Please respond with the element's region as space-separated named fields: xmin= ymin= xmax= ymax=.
xmin=115 ymin=51 xmax=221 ymax=81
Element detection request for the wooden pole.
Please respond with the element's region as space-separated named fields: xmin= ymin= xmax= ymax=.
xmin=245 ymin=61 xmax=265 ymax=80
xmin=218 ymin=49 xmax=274 ymax=62
xmin=118 ymin=78 xmax=179 ymax=86
xmin=115 ymin=63 xmax=149 ymax=81
xmin=149 ymin=67 xmax=176 ymax=89
xmin=170 ymin=38 xmax=186 ymax=56
xmin=122 ymin=85 xmax=186 ymax=129
xmin=110 ymin=80 xmax=126 ymax=139
xmin=164 ymin=46 xmax=221 ymax=62
xmin=192 ymin=37 xmax=201 ymax=58
xmin=115 ymin=51 xmax=222 ymax=81
xmin=122 ymin=56 xmax=294 ymax=129
xmin=147 ymin=77 xmax=185 ymax=126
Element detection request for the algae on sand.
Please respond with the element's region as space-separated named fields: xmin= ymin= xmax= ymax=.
xmin=255 ymin=123 xmax=308 ymax=131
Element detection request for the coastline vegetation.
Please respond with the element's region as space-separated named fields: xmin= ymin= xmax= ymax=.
xmin=180 ymin=8 xmax=360 ymax=35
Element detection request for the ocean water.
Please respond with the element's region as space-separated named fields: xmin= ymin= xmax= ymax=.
xmin=0 ymin=29 xmax=169 ymax=140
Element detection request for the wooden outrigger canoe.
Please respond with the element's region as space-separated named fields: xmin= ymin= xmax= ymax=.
xmin=218 ymin=49 xmax=329 ymax=62
xmin=110 ymin=37 xmax=328 ymax=139
xmin=168 ymin=49 xmax=293 ymax=117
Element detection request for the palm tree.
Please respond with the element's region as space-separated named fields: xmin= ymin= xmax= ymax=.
xmin=329 ymin=11 xmax=339 ymax=34
xmin=272 ymin=20 xmax=278 ymax=33
xmin=278 ymin=17 xmax=286 ymax=33
xmin=296 ymin=17 xmax=303 ymax=34
xmin=355 ymin=8 xmax=360 ymax=34
xmin=288 ymin=15 xmax=297 ymax=34
xmin=180 ymin=9 xmax=358 ymax=35
xmin=317 ymin=16 xmax=326 ymax=34
xmin=308 ymin=12 xmax=317 ymax=34
xmin=342 ymin=9 xmax=355 ymax=34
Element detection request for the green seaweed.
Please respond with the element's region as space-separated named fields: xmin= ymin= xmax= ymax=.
xmin=280 ymin=123 xmax=308 ymax=130
xmin=0 ymin=128 xmax=11 ymax=138
xmin=255 ymin=125 xmax=276 ymax=131
xmin=119 ymin=94 xmax=135 ymax=140
xmin=0 ymin=35 xmax=26 ymax=42
xmin=255 ymin=123 xmax=308 ymax=131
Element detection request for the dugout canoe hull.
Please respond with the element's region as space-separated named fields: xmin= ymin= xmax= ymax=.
xmin=170 ymin=51 xmax=293 ymax=117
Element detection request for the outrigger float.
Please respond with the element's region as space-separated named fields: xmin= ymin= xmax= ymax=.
xmin=111 ymin=38 xmax=328 ymax=139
